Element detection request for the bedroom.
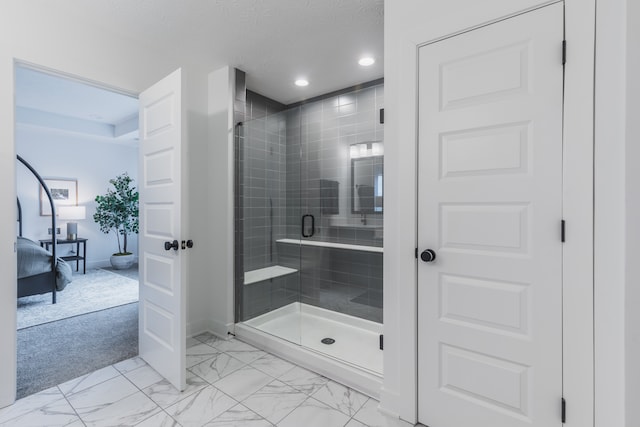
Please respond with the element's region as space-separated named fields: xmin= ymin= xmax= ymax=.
xmin=15 ymin=65 xmax=141 ymax=398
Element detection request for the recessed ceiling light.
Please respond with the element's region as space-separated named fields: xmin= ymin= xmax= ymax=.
xmin=358 ymin=57 xmax=375 ymax=66
xmin=295 ymin=79 xmax=309 ymax=87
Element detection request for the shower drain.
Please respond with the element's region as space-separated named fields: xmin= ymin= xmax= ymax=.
xmin=321 ymin=338 xmax=335 ymax=345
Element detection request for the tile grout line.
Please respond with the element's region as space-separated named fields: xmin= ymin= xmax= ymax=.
xmin=120 ymin=364 xmax=184 ymax=427
xmin=241 ymin=377 xmax=307 ymax=425
xmin=14 ymin=336 xmax=376 ymax=427
xmin=212 ymin=345 xmax=305 ymax=425
xmin=57 ymin=385 xmax=87 ymax=426
xmin=61 ymin=366 xmax=123 ymax=398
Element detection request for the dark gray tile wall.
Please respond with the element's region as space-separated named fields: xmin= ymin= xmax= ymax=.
xmin=286 ymin=84 xmax=385 ymax=246
xmin=242 ymin=94 xmax=287 ymax=272
xmin=277 ymin=241 xmax=382 ymax=323
xmin=285 ymin=84 xmax=384 ymax=323
xmin=241 ymin=273 xmax=300 ymax=320
xmin=239 ymin=91 xmax=291 ymax=320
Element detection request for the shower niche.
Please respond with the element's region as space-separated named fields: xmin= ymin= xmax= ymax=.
xmin=234 ymin=81 xmax=384 ymax=378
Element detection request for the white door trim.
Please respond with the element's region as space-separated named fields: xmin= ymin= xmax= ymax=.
xmin=382 ymin=1 xmax=595 ymax=425
xmin=0 ymin=58 xmax=17 ymax=408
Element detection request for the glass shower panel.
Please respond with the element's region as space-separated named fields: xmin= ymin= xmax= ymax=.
xmin=298 ymin=86 xmax=384 ymax=373
xmin=237 ymin=109 xmax=301 ymax=346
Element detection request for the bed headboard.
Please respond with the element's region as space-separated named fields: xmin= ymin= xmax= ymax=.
xmin=17 ymin=155 xmax=56 ymax=262
xmin=17 ymin=197 xmax=22 ymax=237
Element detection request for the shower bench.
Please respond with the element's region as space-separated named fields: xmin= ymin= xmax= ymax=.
xmin=243 ymin=265 xmax=298 ymax=285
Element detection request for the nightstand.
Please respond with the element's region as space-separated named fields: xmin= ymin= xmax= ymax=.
xmin=39 ymin=237 xmax=87 ymax=274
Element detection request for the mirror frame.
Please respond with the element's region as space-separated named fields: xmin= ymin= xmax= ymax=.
xmin=351 ymin=155 xmax=384 ymax=214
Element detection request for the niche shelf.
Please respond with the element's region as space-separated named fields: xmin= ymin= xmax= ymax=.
xmin=244 ymin=265 xmax=298 ymax=285
xmin=276 ymin=238 xmax=383 ymax=253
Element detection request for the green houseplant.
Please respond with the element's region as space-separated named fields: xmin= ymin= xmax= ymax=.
xmin=93 ymin=173 xmax=139 ymax=269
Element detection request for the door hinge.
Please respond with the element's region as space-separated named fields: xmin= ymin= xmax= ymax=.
xmin=415 ymin=247 xmax=418 ymax=259
xmin=379 ymin=108 xmax=385 ymax=124
xmin=562 ymin=40 xmax=567 ymax=65
xmin=379 ymin=334 xmax=384 ymax=350
xmin=561 ymin=397 xmax=566 ymax=423
xmin=561 ymin=220 xmax=566 ymax=242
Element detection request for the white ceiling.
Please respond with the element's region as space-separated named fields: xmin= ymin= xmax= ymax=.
xmin=15 ymin=66 xmax=140 ymax=143
xmin=16 ymin=67 xmax=138 ymax=124
xmin=14 ymin=0 xmax=384 ymax=142
xmin=60 ymin=0 xmax=384 ymax=104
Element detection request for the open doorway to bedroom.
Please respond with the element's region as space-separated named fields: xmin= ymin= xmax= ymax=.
xmin=14 ymin=64 xmax=140 ymax=399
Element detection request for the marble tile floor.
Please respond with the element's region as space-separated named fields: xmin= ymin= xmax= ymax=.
xmin=0 ymin=334 xmax=413 ymax=427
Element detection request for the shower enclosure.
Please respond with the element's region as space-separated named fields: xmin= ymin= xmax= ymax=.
xmin=235 ymin=83 xmax=384 ymax=377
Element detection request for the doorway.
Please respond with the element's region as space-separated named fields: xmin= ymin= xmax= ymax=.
xmin=416 ymin=4 xmax=564 ymax=426
xmin=14 ymin=63 xmax=140 ymax=398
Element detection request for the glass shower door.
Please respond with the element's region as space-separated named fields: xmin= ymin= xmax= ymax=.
xmin=236 ymin=109 xmax=302 ymax=346
xmin=297 ymin=89 xmax=385 ymax=373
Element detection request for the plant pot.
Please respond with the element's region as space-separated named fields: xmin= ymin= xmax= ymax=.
xmin=110 ymin=253 xmax=135 ymax=270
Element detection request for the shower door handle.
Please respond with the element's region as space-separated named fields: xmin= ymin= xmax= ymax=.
xmin=302 ymin=214 xmax=315 ymax=238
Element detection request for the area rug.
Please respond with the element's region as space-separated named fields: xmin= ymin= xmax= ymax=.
xmin=17 ymin=267 xmax=139 ymax=329
xmin=17 ymin=302 xmax=138 ymax=399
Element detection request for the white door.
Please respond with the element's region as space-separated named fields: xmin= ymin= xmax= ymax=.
xmin=417 ymin=4 xmax=564 ymax=427
xmin=138 ymin=68 xmax=186 ymax=391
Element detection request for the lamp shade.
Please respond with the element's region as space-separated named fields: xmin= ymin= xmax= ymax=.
xmin=58 ymin=205 xmax=86 ymax=220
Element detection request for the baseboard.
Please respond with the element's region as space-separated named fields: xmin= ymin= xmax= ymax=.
xmin=186 ymin=318 xmax=210 ymax=339
xmin=87 ymin=260 xmax=111 ymax=270
xmin=207 ymin=318 xmax=234 ymax=340
xmin=377 ymin=401 xmax=401 ymax=419
xmin=379 ymin=388 xmax=416 ymax=425
xmin=188 ymin=322 xmax=235 ymax=343
xmin=88 ymin=257 xmax=140 ymax=270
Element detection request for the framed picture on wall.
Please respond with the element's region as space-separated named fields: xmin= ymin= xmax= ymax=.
xmin=40 ymin=178 xmax=77 ymax=216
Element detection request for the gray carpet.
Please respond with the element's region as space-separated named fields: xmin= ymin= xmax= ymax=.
xmin=18 ymin=265 xmax=139 ymax=329
xmin=101 ymin=264 xmax=140 ymax=281
xmin=17 ymin=302 xmax=139 ymax=399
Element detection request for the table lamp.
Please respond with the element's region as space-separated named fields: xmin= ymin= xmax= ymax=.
xmin=58 ymin=205 xmax=86 ymax=240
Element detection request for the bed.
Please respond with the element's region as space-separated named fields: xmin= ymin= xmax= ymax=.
xmin=17 ymin=155 xmax=73 ymax=304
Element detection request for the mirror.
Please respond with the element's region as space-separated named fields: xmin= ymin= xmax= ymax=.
xmin=351 ymin=155 xmax=383 ymax=214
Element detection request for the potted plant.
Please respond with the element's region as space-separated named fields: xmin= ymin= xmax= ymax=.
xmin=93 ymin=173 xmax=139 ymax=269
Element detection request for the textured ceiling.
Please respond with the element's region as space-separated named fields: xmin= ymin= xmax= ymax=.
xmin=14 ymin=1 xmax=383 ymax=143
xmin=59 ymin=0 xmax=384 ymax=104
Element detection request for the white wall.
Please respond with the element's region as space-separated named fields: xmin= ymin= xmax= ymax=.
xmin=203 ymin=66 xmax=235 ymax=338
xmin=594 ymin=0 xmax=627 ymax=425
xmin=625 ymin=0 xmax=640 ymax=423
xmin=181 ymin=65 xmax=235 ymax=339
xmin=16 ymin=127 xmax=138 ymax=267
xmin=0 ymin=2 xmax=226 ymax=407
xmin=384 ymin=0 xmax=596 ymax=425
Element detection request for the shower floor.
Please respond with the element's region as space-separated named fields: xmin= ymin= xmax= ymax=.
xmin=244 ymin=302 xmax=383 ymax=375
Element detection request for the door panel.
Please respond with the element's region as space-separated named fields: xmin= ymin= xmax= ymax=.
xmin=417 ymin=4 xmax=563 ymax=426
xmin=138 ymin=68 xmax=185 ymax=391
